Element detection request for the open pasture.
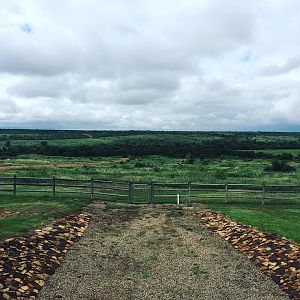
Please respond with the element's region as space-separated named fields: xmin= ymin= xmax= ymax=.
xmin=1 ymin=155 xmax=300 ymax=185
xmin=253 ymin=149 xmax=300 ymax=156
xmin=1 ymin=130 xmax=300 ymax=244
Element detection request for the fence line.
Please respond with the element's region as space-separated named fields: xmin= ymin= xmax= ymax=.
xmin=0 ymin=175 xmax=300 ymax=205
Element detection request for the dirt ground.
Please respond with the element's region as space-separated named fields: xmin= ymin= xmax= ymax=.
xmin=38 ymin=203 xmax=288 ymax=300
xmin=0 ymin=162 xmax=96 ymax=172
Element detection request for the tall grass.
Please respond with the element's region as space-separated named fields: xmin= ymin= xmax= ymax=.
xmin=1 ymin=155 xmax=300 ymax=185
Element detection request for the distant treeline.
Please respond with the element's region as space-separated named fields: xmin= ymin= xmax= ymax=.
xmin=1 ymin=136 xmax=299 ymax=160
xmin=1 ymin=128 xmax=300 ymax=142
xmin=0 ymin=129 xmax=145 ymax=141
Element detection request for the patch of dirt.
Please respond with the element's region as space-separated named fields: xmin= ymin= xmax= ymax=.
xmin=0 ymin=162 xmax=97 ymax=172
xmin=0 ymin=209 xmax=20 ymax=220
xmin=38 ymin=203 xmax=288 ymax=300
xmin=120 ymin=157 xmax=130 ymax=162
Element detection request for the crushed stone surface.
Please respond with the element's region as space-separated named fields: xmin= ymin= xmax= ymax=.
xmin=38 ymin=203 xmax=288 ymax=300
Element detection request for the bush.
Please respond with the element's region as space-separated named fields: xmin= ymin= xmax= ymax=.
xmin=215 ymin=169 xmax=226 ymax=180
xmin=40 ymin=141 xmax=48 ymax=147
xmin=135 ymin=161 xmax=147 ymax=168
xmin=82 ymin=165 xmax=99 ymax=175
xmin=184 ymin=154 xmax=195 ymax=164
xmin=264 ymin=160 xmax=296 ymax=172
xmin=202 ymin=159 xmax=209 ymax=165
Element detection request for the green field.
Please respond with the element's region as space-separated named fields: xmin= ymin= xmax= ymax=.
xmin=1 ymin=154 xmax=300 ymax=185
xmin=209 ymin=204 xmax=300 ymax=243
xmin=0 ymin=194 xmax=94 ymax=240
xmin=254 ymin=149 xmax=300 ymax=155
xmin=1 ymin=129 xmax=300 ymax=243
xmin=1 ymin=194 xmax=300 ymax=243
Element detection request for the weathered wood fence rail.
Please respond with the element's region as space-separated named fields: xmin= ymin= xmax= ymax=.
xmin=1 ymin=176 xmax=300 ymax=205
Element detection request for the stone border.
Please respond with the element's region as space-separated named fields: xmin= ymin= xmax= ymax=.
xmin=195 ymin=209 xmax=300 ymax=299
xmin=0 ymin=214 xmax=90 ymax=300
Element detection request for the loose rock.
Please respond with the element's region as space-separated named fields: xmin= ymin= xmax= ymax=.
xmin=195 ymin=209 xmax=300 ymax=299
xmin=0 ymin=214 xmax=90 ymax=300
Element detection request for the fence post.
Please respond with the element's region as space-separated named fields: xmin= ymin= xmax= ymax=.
xmin=262 ymin=183 xmax=266 ymax=205
xmin=13 ymin=175 xmax=17 ymax=197
xmin=150 ymin=182 xmax=154 ymax=203
xmin=128 ymin=182 xmax=133 ymax=204
xmin=148 ymin=182 xmax=153 ymax=204
xmin=52 ymin=176 xmax=56 ymax=198
xmin=91 ymin=178 xmax=94 ymax=199
xmin=225 ymin=183 xmax=228 ymax=203
xmin=148 ymin=183 xmax=151 ymax=203
xmin=188 ymin=182 xmax=191 ymax=204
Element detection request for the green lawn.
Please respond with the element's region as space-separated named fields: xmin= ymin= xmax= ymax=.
xmin=0 ymin=195 xmax=94 ymax=241
xmin=209 ymin=204 xmax=300 ymax=243
xmin=1 ymin=193 xmax=300 ymax=244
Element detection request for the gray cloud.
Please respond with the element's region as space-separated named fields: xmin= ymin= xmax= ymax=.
xmin=0 ymin=98 xmax=18 ymax=113
xmin=0 ymin=0 xmax=300 ymax=130
xmin=261 ymin=55 xmax=300 ymax=76
xmin=8 ymin=75 xmax=71 ymax=98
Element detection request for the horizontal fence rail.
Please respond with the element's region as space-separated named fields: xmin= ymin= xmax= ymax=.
xmin=0 ymin=176 xmax=300 ymax=205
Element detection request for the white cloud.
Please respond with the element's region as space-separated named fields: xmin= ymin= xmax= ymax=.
xmin=0 ymin=0 xmax=300 ymax=130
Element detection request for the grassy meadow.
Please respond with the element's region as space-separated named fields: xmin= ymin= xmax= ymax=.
xmin=253 ymin=149 xmax=300 ymax=155
xmin=1 ymin=130 xmax=300 ymax=243
xmin=1 ymin=154 xmax=300 ymax=185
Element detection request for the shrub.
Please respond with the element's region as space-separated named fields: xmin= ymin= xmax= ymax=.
xmin=202 ymin=159 xmax=209 ymax=165
xmin=215 ymin=169 xmax=226 ymax=180
xmin=135 ymin=161 xmax=147 ymax=168
xmin=264 ymin=160 xmax=296 ymax=172
xmin=185 ymin=154 xmax=195 ymax=164
xmin=82 ymin=165 xmax=99 ymax=175
xmin=40 ymin=141 xmax=48 ymax=147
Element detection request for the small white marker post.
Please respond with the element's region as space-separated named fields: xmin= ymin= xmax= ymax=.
xmin=177 ymin=194 xmax=180 ymax=205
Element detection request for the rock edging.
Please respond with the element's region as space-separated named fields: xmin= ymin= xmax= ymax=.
xmin=195 ymin=210 xmax=300 ymax=299
xmin=0 ymin=213 xmax=90 ymax=300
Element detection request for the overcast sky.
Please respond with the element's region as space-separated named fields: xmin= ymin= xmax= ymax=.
xmin=0 ymin=0 xmax=300 ymax=131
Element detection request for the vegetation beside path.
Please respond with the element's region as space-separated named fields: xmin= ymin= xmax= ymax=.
xmin=198 ymin=209 xmax=300 ymax=299
xmin=209 ymin=204 xmax=300 ymax=243
xmin=0 ymin=214 xmax=89 ymax=299
xmin=0 ymin=195 xmax=93 ymax=241
xmin=1 ymin=194 xmax=300 ymax=244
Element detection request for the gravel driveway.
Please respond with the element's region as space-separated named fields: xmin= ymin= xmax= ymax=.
xmin=38 ymin=203 xmax=288 ymax=300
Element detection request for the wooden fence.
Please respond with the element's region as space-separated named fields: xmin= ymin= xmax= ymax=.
xmin=0 ymin=176 xmax=300 ymax=205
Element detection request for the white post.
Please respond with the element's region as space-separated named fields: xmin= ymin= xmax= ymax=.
xmin=177 ymin=194 xmax=180 ymax=205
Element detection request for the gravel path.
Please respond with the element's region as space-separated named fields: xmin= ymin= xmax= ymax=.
xmin=38 ymin=203 xmax=288 ymax=300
